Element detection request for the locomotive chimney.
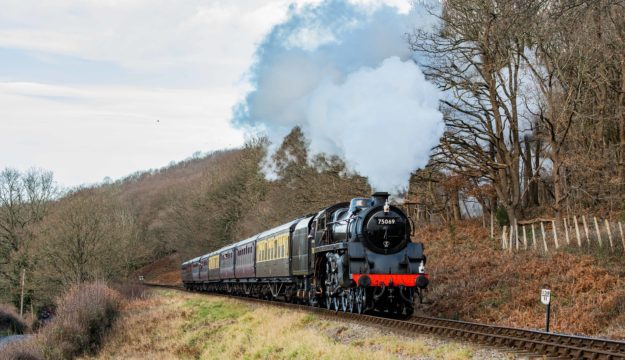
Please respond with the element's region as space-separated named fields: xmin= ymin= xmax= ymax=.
xmin=371 ymin=192 xmax=390 ymax=207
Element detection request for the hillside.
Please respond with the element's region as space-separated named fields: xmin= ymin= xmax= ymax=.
xmin=420 ymin=222 xmax=625 ymax=337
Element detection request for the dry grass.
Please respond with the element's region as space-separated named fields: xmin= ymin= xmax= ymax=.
xmin=1 ymin=337 xmax=42 ymax=360
xmin=111 ymin=282 xmax=151 ymax=301
xmin=416 ymin=221 xmax=625 ymax=337
xmin=83 ymin=289 xmax=495 ymax=360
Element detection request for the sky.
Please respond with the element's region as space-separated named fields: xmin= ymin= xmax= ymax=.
xmin=0 ymin=0 xmax=413 ymax=188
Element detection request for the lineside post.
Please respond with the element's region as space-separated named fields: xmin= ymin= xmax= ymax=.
xmin=20 ymin=268 xmax=25 ymax=317
xmin=541 ymin=287 xmax=551 ymax=333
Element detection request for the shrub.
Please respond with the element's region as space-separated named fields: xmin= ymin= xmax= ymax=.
xmin=0 ymin=304 xmax=28 ymax=336
xmin=39 ymin=282 xmax=121 ymax=359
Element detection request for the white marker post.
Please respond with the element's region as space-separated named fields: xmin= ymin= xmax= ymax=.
xmin=541 ymin=288 xmax=551 ymax=332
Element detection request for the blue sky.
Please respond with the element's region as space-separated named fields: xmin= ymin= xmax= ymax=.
xmin=0 ymin=0 xmax=410 ymax=188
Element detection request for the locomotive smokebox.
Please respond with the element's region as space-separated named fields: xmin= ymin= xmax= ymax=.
xmin=371 ymin=192 xmax=390 ymax=206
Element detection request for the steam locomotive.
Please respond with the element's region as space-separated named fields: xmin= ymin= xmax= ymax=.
xmin=181 ymin=192 xmax=428 ymax=316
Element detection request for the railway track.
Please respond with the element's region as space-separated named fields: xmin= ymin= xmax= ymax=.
xmin=145 ymin=283 xmax=625 ymax=359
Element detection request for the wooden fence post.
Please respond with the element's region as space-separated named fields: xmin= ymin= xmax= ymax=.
xmin=509 ymin=224 xmax=513 ymax=252
xmin=20 ymin=268 xmax=25 ymax=317
xmin=594 ymin=217 xmax=603 ymax=247
xmin=605 ymin=219 xmax=614 ymax=250
xmin=502 ymin=225 xmax=507 ymax=249
xmin=582 ymin=216 xmax=590 ymax=245
xmin=532 ymin=223 xmax=537 ymax=250
xmin=552 ymin=220 xmax=559 ymax=249
xmin=564 ymin=218 xmax=570 ymax=245
xmin=541 ymin=222 xmax=548 ymax=252
xmin=574 ymin=215 xmax=582 ymax=247
xmin=523 ymin=225 xmax=528 ymax=250
xmin=515 ymin=220 xmax=519 ymax=251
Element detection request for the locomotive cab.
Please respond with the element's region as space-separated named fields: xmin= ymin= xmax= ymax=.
xmin=348 ymin=198 xmax=369 ymax=214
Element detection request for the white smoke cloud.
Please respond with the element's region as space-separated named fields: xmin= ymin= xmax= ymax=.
xmin=233 ymin=0 xmax=444 ymax=193
xmin=307 ymin=57 xmax=443 ymax=191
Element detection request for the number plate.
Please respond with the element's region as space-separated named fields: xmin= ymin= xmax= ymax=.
xmin=541 ymin=289 xmax=551 ymax=305
xmin=376 ymin=217 xmax=396 ymax=225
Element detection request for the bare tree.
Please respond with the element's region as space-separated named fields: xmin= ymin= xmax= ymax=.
xmin=0 ymin=168 xmax=56 ymax=270
xmin=409 ymin=0 xmax=546 ymax=224
xmin=36 ymin=189 xmax=140 ymax=287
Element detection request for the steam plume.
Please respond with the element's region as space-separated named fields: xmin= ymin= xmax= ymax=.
xmin=233 ymin=0 xmax=444 ymax=193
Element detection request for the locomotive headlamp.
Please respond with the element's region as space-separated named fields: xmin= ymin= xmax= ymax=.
xmin=418 ymin=260 xmax=425 ymax=274
xmin=383 ymin=199 xmax=390 ymax=214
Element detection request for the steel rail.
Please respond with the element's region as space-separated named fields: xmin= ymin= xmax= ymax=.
xmin=144 ymin=283 xmax=625 ymax=359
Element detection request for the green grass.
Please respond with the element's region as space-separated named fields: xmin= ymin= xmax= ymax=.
xmin=183 ymin=298 xmax=248 ymax=324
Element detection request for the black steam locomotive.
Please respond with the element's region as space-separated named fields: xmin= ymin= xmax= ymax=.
xmin=181 ymin=192 xmax=428 ymax=316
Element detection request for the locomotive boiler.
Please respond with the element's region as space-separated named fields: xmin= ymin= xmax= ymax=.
xmin=181 ymin=192 xmax=428 ymax=316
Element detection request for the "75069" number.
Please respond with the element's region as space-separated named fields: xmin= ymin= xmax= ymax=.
xmin=376 ymin=218 xmax=396 ymax=225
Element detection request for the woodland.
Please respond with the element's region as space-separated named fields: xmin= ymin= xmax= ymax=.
xmin=1 ymin=0 xmax=625 ymax=312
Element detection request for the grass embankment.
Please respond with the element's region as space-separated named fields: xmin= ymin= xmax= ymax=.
xmin=84 ymin=289 xmax=508 ymax=360
xmin=419 ymin=221 xmax=625 ymax=337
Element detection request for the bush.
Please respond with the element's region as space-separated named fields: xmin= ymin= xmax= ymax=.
xmin=2 ymin=282 xmax=123 ymax=360
xmin=0 ymin=304 xmax=28 ymax=336
xmin=39 ymin=282 xmax=121 ymax=359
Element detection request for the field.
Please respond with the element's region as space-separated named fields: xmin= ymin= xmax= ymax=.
xmin=81 ymin=289 xmax=513 ymax=360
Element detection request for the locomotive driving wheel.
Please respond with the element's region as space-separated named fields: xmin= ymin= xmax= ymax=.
xmin=347 ymin=290 xmax=354 ymax=313
xmin=355 ymin=287 xmax=366 ymax=314
xmin=324 ymin=254 xmax=340 ymax=311
xmin=340 ymin=291 xmax=348 ymax=312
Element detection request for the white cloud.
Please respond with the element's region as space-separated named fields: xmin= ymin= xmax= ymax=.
xmin=0 ymin=1 xmax=293 ymax=73
xmin=0 ymin=81 xmax=244 ymax=187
